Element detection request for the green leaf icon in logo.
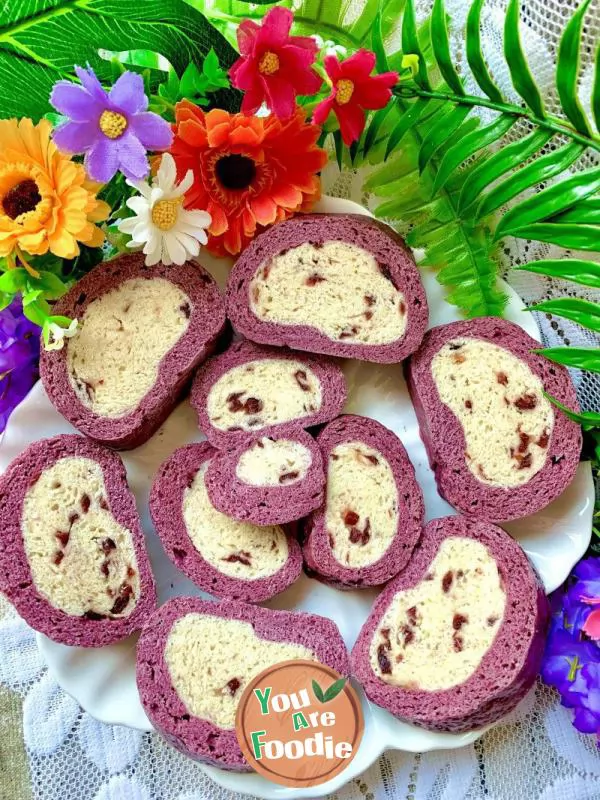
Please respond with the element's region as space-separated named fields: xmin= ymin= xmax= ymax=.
xmin=312 ymin=677 xmax=347 ymax=703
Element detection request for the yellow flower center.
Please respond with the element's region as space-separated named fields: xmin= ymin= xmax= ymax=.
xmin=151 ymin=198 xmax=181 ymax=231
xmin=258 ymin=51 xmax=280 ymax=76
xmin=99 ymin=110 xmax=128 ymax=140
xmin=335 ymin=79 xmax=355 ymax=105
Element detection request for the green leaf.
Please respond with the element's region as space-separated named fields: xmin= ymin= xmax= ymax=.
xmin=333 ymin=130 xmax=344 ymax=171
xmin=466 ymin=0 xmax=504 ymax=102
xmin=311 ymin=679 xmax=325 ymax=703
xmin=363 ymin=102 xmax=395 ymax=158
xmin=323 ymin=677 xmax=347 ymax=702
xmin=385 ymin=98 xmax=433 ymax=160
xmin=432 ymin=115 xmax=515 ymax=194
xmin=594 ymin=46 xmax=600 ymax=133
xmin=457 ymin=129 xmax=552 ymax=213
xmin=372 ymin=10 xmax=389 ymax=73
xmin=556 ymin=0 xmax=593 ymax=136
xmin=516 ymin=259 xmax=600 ymax=289
xmin=535 ymin=347 xmax=600 ymax=372
xmin=545 ymin=394 xmax=600 ymax=430
xmin=22 ymin=289 xmax=44 ymax=307
xmin=0 ymin=293 xmax=14 ymax=313
xmin=402 ymin=0 xmax=432 ymax=90
xmin=0 ymin=0 xmax=240 ymax=120
xmin=179 ymin=62 xmax=202 ymax=98
xmin=506 ymin=222 xmax=600 ymax=250
xmin=495 ymin=167 xmax=600 ymax=238
xmin=431 ymin=0 xmax=464 ymax=95
xmin=504 ymin=0 xmax=545 ymax=118
xmin=552 ymin=197 xmax=600 ymax=225
xmin=23 ymin=298 xmax=51 ymax=328
xmin=0 ymin=269 xmax=28 ymax=294
xmin=528 ymin=298 xmax=600 ymax=333
xmin=477 ymin=142 xmax=585 ymax=220
xmin=418 ymin=105 xmax=472 ymax=173
xmin=34 ymin=271 xmax=69 ymax=300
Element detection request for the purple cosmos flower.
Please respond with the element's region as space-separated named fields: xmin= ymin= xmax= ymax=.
xmin=0 ymin=298 xmax=40 ymax=432
xmin=50 ymin=66 xmax=173 ymax=183
xmin=542 ymin=556 xmax=600 ymax=742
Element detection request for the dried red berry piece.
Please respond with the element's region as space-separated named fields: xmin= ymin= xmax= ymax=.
xmin=453 ymin=633 xmax=464 ymax=652
xmin=244 ymin=397 xmax=263 ymax=415
xmin=364 ymin=294 xmax=375 ymax=306
xmin=407 ymin=606 xmax=418 ymax=626
xmin=223 ymin=551 xmax=252 ymax=567
xmin=101 ymin=537 xmax=117 ymax=554
xmin=442 ymin=571 xmax=454 ymax=593
xmin=453 ymin=613 xmax=468 ymax=630
xmin=294 ymin=370 xmax=310 ymax=392
xmin=83 ymin=610 xmax=107 ymax=621
xmin=226 ymin=677 xmax=241 ymax=696
xmin=226 ymin=392 xmax=245 ymax=413
xmin=110 ymin=584 xmax=133 ymax=615
xmin=377 ymin=643 xmax=392 ymax=674
xmin=343 ymin=510 xmax=360 ymax=526
xmin=496 ymin=372 xmax=509 ymax=386
xmin=55 ymin=531 xmax=70 ymax=547
xmin=518 ymin=429 xmax=531 ymax=453
xmin=537 ymin=429 xmax=550 ymax=449
xmin=53 ymin=550 xmax=64 ymax=566
xmin=514 ymin=393 xmax=538 ymax=411
xmin=81 ymin=494 xmax=91 ymax=513
xmin=69 ymin=512 xmax=80 ymax=526
xmin=305 ymin=273 xmax=326 ymax=286
xmin=401 ymin=625 xmax=414 ymax=646
xmin=279 ymin=471 xmax=299 ymax=484
xmin=515 ymin=452 xmax=533 ymax=470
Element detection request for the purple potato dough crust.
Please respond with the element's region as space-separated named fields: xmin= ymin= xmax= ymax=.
xmin=406 ymin=317 xmax=582 ymax=522
xmin=190 ymin=338 xmax=347 ymax=449
xmin=149 ymin=442 xmax=303 ymax=602
xmin=351 ymin=515 xmax=550 ymax=732
xmin=225 ymin=214 xmax=428 ymax=364
xmin=206 ymin=429 xmax=325 ymax=525
xmin=302 ymin=414 xmax=424 ymax=589
xmin=0 ymin=434 xmax=156 ymax=647
xmin=40 ymin=253 xmax=227 ymax=450
xmin=136 ymin=595 xmax=350 ymax=770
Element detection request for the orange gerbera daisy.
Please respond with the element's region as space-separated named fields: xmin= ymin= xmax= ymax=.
xmin=0 ymin=118 xmax=109 ymax=269
xmin=169 ymin=101 xmax=327 ymax=256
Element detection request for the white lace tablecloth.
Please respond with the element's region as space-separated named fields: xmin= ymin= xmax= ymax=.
xmin=1 ymin=0 xmax=600 ymax=796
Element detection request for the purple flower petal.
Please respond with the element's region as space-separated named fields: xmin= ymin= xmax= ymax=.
xmin=572 ymin=707 xmax=600 ymax=735
xmin=116 ymin=131 xmax=149 ymax=180
xmin=129 ymin=112 xmax=173 ymax=150
xmin=50 ymin=82 xmax=101 ymax=122
xmin=53 ymin=120 xmax=100 ymax=154
xmin=74 ymin=65 xmax=108 ymax=103
xmin=109 ymin=71 xmax=148 ymax=115
xmin=85 ymin=137 xmax=119 ymax=183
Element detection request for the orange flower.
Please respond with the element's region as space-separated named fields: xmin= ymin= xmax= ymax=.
xmin=169 ymin=102 xmax=327 ymax=256
xmin=0 ymin=118 xmax=109 ymax=267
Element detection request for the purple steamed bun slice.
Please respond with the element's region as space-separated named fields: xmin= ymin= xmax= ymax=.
xmin=302 ymin=414 xmax=424 ymax=589
xmin=352 ymin=515 xmax=549 ymax=732
xmin=206 ymin=429 xmax=325 ymax=525
xmin=136 ymin=596 xmax=349 ymax=770
xmin=407 ymin=317 xmax=582 ymax=522
xmin=0 ymin=434 xmax=156 ymax=646
xmin=149 ymin=442 xmax=302 ymax=602
xmin=225 ymin=214 xmax=428 ymax=364
xmin=40 ymin=252 xmax=226 ymax=450
xmin=191 ymin=338 xmax=346 ymax=449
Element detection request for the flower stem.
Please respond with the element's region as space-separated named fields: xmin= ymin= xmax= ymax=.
xmin=14 ymin=246 xmax=40 ymax=278
xmin=393 ymin=86 xmax=600 ymax=153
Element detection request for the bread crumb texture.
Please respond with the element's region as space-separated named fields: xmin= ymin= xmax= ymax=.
xmin=206 ymin=359 xmax=322 ymax=433
xmin=370 ymin=537 xmax=506 ymax=691
xmin=22 ymin=457 xmax=139 ymax=617
xmin=326 ymin=442 xmax=399 ymax=568
xmin=165 ymin=613 xmax=315 ymax=728
xmin=236 ymin=437 xmax=312 ymax=486
xmin=68 ymin=278 xmax=191 ymax=418
xmin=431 ymin=338 xmax=554 ymax=487
xmin=249 ymin=242 xmax=408 ymax=345
xmin=183 ymin=463 xmax=289 ymax=579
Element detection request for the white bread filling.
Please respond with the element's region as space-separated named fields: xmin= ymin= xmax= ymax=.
xmin=369 ymin=537 xmax=506 ymax=691
xmin=207 ymin=359 xmax=323 ymax=433
xmin=22 ymin=457 xmax=139 ymax=617
xmin=165 ymin=613 xmax=315 ymax=728
xmin=183 ymin=463 xmax=288 ymax=579
xmin=68 ymin=277 xmax=190 ymax=418
xmin=249 ymin=242 xmax=408 ymax=345
xmin=325 ymin=442 xmax=399 ymax=568
xmin=431 ymin=338 xmax=554 ymax=487
xmin=236 ymin=438 xmax=312 ymax=486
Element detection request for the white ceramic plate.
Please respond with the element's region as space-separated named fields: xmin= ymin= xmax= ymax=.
xmin=0 ymin=197 xmax=592 ymax=800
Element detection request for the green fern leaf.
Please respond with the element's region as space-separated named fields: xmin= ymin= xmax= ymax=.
xmin=556 ymin=0 xmax=593 ymax=136
xmin=516 ymin=259 xmax=600 ymax=288
xmin=402 ymin=0 xmax=432 ymax=90
xmin=431 ymin=0 xmax=464 ymax=95
xmin=466 ymin=0 xmax=504 ymax=102
xmin=504 ymin=0 xmax=546 ymax=118
xmin=552 ymin=197 xmax=600 ymax=225
xmin=528 ymin=298 xmax=600 ymax=333
xmin=506 ymin=222 xmax=600 ymax=249
xmin=418 ymin=105 xmax=472 ymax=172
xmin=476 ymin=142 xmax=585 ymax=219
xmin=594 ymin=46 xmax=600 ymax=133
xmin=385 ymin=97 xmax=434 ymax=159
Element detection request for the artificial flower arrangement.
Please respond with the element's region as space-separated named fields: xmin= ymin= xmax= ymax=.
xmin=0 ymin=0 xmax=599 ymax=745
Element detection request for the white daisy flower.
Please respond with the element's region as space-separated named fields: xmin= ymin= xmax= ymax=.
xmin=119 ymin=153 xmax=212 ymax=267
xmin=44 ymin=318 xmax=79 ymax=352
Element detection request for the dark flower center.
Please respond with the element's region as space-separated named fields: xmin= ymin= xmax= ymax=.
xmin=216 ymin=154 xmax=257 ymax=191
xmin=3 ymin=180 xmax=41 ymax=220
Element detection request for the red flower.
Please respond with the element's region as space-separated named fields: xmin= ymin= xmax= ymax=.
xmin=169 ymin=101 xmax=327 ymax=256
xmin=313 ymin=50 xmax=398 ymax=145
xmin=229 ymin=7 xmax=323 ymax=120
